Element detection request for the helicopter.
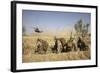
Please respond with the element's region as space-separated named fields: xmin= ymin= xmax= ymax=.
xmin=33 ymin=27 xmax=43 ymax=33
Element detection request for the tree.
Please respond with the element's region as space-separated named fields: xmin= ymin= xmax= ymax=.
xmin=74 ymin=19 xmax=90 ymax=37
xmin=22 ymin=26 xmax=26 ymax=36
xmin=78 ymin=19 xmax=83 ymax=33
xmin=74 ymin=19 xmax=83 ymax=36
xmin=86 ymin=23 xmax=90 ymax=33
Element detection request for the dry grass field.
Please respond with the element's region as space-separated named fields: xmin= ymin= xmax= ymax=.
xmin=22 ymin=34 xmax=91 ymax=63
xmin=23 ymin=51 xmax=90 ymax=63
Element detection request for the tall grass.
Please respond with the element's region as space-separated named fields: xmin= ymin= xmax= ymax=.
xmin=22 ymin=35 xmax=90 ymax=63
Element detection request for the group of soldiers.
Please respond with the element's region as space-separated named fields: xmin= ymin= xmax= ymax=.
xmin=35 ymin=34 xmax=90 ymax=54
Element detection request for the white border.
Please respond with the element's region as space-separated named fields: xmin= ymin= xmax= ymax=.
xmin=16 ymin=4 xmax=96 ymax=70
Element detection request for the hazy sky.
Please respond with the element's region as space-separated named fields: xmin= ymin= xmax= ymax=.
xmin=22 ymin=10 xmax=91 ymax=34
